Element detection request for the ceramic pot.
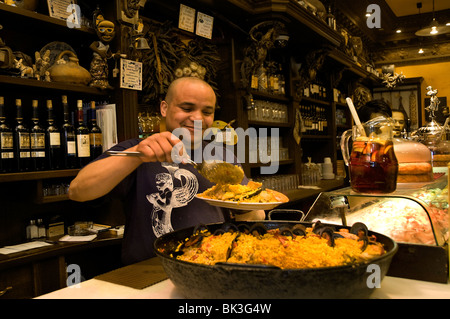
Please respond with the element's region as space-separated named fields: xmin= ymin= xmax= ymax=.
xmin=48 ymin=50 xmax=91 ymax=85
xmin=13 ymin=0 xmax=39 ymax=11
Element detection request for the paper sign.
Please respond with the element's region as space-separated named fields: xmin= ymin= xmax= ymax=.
xmin=179 ymin=4 xmax=195 ymax=33
xmin=47 ymin=0 xmax=78 ymax=21
xmin=196 ymin=11 xmax=214 ymax=39
xmin=120 ymin=59 xmax=143 ymax=91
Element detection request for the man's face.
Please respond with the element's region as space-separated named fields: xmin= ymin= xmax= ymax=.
xmin=160 ymin=80 xmax=215 ymax=145
xmin=392 ymin=111 xmax=405 ymax=137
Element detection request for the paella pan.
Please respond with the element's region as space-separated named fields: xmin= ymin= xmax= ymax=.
xmin=154 ymin=221 xmax=398 ymax=299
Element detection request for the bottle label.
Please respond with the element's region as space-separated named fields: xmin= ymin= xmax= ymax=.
xmin=250 ymin=75 xmax=258 ymax=90
xmin=90 ymin=133 xmax=102 ymax=147
xmin=67 ymin=141 xmax=76 ymax=156
xmin=31 ymin=132 xmax=45 ymax=148
xmin=1 ymin=152 xmax=14 ymax=159
xmin=0 ymin=132 xmax=13 ymax=149
xmin=77 ymin=134 xmax=90 ymax=157
xmin=19 ymin=132 xmax=30 ymax=150
xmin=31 ymin=151 xmax=46 ymax=158
xmin=49 ymin=132 xmax=61 ymax=146
xmin=19 ymin=151 xmax=30 ymax=158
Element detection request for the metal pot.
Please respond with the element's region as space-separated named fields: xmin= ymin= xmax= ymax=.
xmin=154 ymin=221 xmax=398 ymax=299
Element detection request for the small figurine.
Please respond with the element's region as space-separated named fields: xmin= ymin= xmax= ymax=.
xmin=89 ymin=9 xmax=116 ymax=89
xmin=14 ymin=58 xmax=34 ymax=78
xmin=34 ymin=50 xmax=51 ymax=81
xmin=425 ymin=85 xmax=440 ymax=118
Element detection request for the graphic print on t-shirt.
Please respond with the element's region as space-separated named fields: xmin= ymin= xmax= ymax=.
xmin=146 ymin=163 xmax=198 ymax=237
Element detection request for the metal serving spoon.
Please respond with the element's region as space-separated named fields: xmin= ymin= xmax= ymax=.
xmin=106 ymin=150 xmax=244 ymax=184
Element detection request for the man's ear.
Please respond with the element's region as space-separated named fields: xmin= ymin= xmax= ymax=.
xmin=160 ymin=100 xmax=168 ymax=117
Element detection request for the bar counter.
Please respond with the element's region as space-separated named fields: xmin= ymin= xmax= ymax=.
xmin=36 ymin=257 xmax=450 ymax=299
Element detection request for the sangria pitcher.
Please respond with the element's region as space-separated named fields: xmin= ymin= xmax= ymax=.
xmin=340 ymin=116 xmax=398 ymax=193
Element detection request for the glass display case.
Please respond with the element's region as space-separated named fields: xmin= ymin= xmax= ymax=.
xmin=305 ymin=175 xmax=449 ymax=283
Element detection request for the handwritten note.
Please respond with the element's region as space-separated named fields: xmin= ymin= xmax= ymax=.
xmin=120 ymin=59 xmax=143 ymax=91
xmin=178 ymin=4 xmax=195 ymax=33
xmin=196 ymin=11 xmax=214 ymax=39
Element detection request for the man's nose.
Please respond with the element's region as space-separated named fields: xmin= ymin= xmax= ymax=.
xmin=190 ymin=110 xmax=203 ymax=121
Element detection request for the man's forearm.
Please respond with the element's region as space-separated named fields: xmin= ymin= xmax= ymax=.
xmin=68 ymin=155 xmax=142 ymax=202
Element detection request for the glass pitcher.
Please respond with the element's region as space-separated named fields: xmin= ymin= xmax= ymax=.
xmin=340 ymin=116 xmax=398 ymax=193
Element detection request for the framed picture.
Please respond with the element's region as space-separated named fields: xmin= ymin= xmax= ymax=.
xmin=372 ymin=77 xmax=424 ymax=131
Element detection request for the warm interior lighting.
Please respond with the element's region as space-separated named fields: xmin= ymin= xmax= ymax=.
xmin=396 ymin=29 xmax=402 ymax=33
xmin=446 ymin=22 xmax=450 ymax=26
xmin=365 ymin=13 xmax=371 ymax=17
xmin=418 ymin=48 xmax=424 ymax=54
xmin=430 ymin=25 xmax=438 ymax=34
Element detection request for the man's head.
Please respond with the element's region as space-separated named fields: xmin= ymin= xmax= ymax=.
xmin=160 ymin=77 xmax=216 ymax=144
xmin=392 ymin=110 xmax=406 ymax=137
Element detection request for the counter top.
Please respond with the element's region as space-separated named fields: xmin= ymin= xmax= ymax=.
xmin=36 ymin=257 xmax=450 ymax=300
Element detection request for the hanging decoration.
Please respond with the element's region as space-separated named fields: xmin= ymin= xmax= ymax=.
xmin=139 ymin=20 xmax=220 ymax=106
xmin=382 ymin=71 xmax=405 ymax=88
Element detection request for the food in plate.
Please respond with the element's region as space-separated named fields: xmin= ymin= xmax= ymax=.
xmin=173 ymin=222 xmax=386 ymax=269
xmin=197 ymin=181 xmax=288 ymax=203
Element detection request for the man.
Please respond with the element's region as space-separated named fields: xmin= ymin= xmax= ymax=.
xmin=392 ymin=109 xmax=407 ymax=137
xmin=69 ymin=77 xmax=264 ymax=265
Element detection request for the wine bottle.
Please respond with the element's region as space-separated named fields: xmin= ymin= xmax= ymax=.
xmin=30 ymin=99 xmax=46 ymax=171
xmin=13 ymin=99 xmax=31 ymax=172
xmin=61 ymin=95 xmax=77 ymax=169
xmin=46 ymin=100 xmax=61 ymax=170
xmin=0 ymin=96 xmax=14 ymax=173
xmin=89 ymin=101 xmax=103 ymax=160
xmin=75 ymin=100 xmax=90 ymax=167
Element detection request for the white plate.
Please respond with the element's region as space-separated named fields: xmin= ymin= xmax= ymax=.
xmin=196 ymin=195 xmax=284 ymax=211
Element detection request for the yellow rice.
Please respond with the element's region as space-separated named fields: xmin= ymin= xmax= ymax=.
xmin=176 ymin=228 xmax=384 ymax=269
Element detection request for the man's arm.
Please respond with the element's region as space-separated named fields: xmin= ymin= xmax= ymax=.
xmin=69 ymin=132 xmax=181 ymax=202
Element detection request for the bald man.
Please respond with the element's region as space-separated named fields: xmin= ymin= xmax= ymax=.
xmin=69 ymin=77 xmax=264 ymax=265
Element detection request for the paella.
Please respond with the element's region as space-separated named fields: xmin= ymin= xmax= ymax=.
xmin=197 ymin=181 xmax=289 ymax=203
xmin=171 ymin=222 xmax=386 ymax=269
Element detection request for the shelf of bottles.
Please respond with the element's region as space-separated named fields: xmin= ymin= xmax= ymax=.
xmin=247 ymin=99 xmax=289 ymax=125
xmin=138 ymin=111 xmax=161 ymax=139
xmin=295 ymin=79 xmax=332 ymax=137
xmin=0 ymin=95 xmax=105 ymax=180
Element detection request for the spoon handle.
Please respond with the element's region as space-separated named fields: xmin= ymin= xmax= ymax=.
xmin=107 ymin=150 xmax=143 ymax=157
xmin=107 ymin=150 xmax=198 ymax=166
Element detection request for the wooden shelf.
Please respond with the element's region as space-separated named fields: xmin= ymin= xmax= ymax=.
xmin=247 ymin=120 xmax=291 ymax=127
xmin=0 ymin=169 xmax=80 ymax=183
xmin=0 ymin=3 xmax=94 ymax=34
xmin=0 ymin=75 xmax=110 ymax=95
xmin=248 ymin=159 xmax=295 ymax=168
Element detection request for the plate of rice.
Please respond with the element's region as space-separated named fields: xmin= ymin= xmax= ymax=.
xmin=196 ymin=181 xmax=289 ymax=210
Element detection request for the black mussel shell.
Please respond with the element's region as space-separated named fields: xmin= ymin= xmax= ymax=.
xmin=237 ymin=224 xmax=250 ymax=234
xmin=315 ymin=226 xmax=336 ymax=247
xmin=249 ymin=223 xmax=267 ymax=237
xmin=221 ymin=222 xmax=239 ymax=233
xmin=291 ymin=224 xmax=307 ymax=236
xmin=350 ymin=222 xmax=369 ymax=239
xmin=279 ymin=226 xmax=294 ymax=237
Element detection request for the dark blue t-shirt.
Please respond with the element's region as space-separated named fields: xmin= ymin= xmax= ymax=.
xmin=98 ymin=138 xmax=242 ymax=265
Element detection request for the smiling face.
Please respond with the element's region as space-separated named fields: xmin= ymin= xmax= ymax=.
xmin=160 ymin=77 xmax=216 ymax=144
xmin=392 ymin=111 xmax=406 ymax=137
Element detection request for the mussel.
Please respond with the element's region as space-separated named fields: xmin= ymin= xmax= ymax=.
xmin=238 ymin=188 xmax=262 ymax=201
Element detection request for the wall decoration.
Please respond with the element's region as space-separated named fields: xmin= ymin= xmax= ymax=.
xmin=120 ymin=58 xmax=142 ymax=90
